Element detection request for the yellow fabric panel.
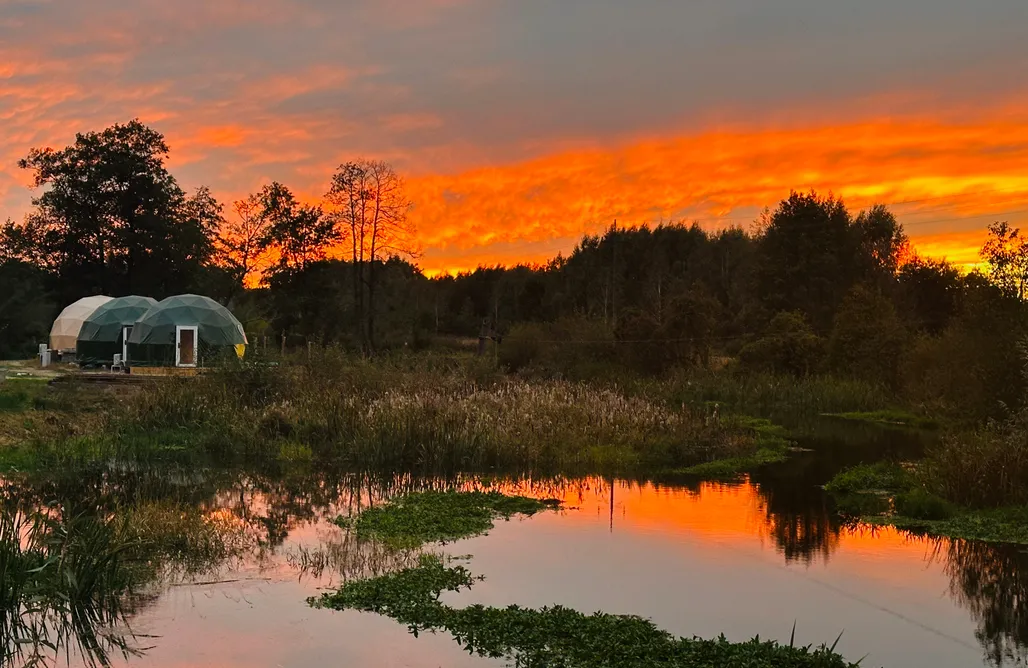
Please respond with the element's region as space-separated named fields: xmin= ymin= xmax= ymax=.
xmin=234 ymin=344 xmax=246 ymax=359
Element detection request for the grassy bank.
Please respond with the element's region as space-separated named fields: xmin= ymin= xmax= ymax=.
xmin=0 ymin=352 xmax=793 ymax=477
xmin=826 ymin=460 xmax=1028 ymax=544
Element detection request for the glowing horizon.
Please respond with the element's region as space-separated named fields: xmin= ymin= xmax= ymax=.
xmin=1 ymin=1 xmax=1026 ymax=275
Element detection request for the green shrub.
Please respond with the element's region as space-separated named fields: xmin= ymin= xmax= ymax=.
xmin=738 ymin=311 xmax=823 ymax=377
xmin=894 ymin=489 xmax=956 ymax=521
xmin=827 ymin=285 xmax=907 ymax=388
xmin=824 ymin=462 xmax=912 ymax=494
xmin=499 ymin=317 xmax=616 ymax=379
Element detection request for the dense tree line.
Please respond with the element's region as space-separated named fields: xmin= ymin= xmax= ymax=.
xmin=1 ymin=120 xmax=1026 ymax=419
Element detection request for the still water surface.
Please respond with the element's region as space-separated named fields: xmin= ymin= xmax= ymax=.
xmin=29 ymin=421 xmax=1028 ymax=667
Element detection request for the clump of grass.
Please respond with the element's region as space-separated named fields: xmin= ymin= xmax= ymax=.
xmin=278 ymin=441 xmax=314 ymax=465
xmin=675 ymin=416 xmax=794 ymax=480
xmin=336 ymin=490 xmax=561 ymax=549
xmin=922 ymin=424 xmax=1028 ymax=509
xmin=822 ymin=410 xmax=939 ymax=430
xmin=826 ymin=461 xmax=1028 ymax=544
xmin=824 ymin=462 xmax=913 ymax=495
xmin=311 ymin=555 xmax=861 ymax=668
xmin=894 ymin=489 xmax=956 ymax=521
xmin=0 ymin=509 xmax=143 ymax=667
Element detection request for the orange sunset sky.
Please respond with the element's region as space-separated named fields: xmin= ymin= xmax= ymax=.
xmin=1 ymin=0 xmax=1026 ymax=274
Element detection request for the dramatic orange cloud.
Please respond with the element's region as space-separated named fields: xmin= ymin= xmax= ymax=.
xmin=406 ymin=112 xmax=1028 ymax=274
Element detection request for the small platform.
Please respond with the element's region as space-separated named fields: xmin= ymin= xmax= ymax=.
xmin=130 ymin=366 xmax=203 ymax=377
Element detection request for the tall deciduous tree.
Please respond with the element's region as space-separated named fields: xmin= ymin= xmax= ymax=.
xmin=219 ymin=194 xmax=272 ymax=287
xmin=14 ymin=120 xmax=218 ymax=302
xmin=754 ymin=191 xmax=856 ymax=333
xmin=256 ymin=182 xmax=337 ymax=274
xmin=981 ymin=221 xmax=1028 ymax=299
xmin=854 ymin=204 xmax=909 ymax=279
xmin=325 ymin=159 xmax=415 ymax=350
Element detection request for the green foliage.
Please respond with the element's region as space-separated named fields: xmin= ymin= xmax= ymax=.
xmin=658 ymin=369 xmax=888 ymax=416
xmin=337 ymin=490 xmax=560 ymax=549
xmin=0 ymin=260 xmax=54 ymax=359
xmin=823 ymin=462 xmax=912 ymax=495
xmin=311 ymin=556 xmax=862 ymax=668
xmin=902 ymin=276 xmax=1028 ymax=420
xmin=895 ymin=256 xmax=960 ymax=334
xmin=255 ymin=182 xmax=338 ymax=274
xmin=12 ymin=120 xmax=220 ymax=302
xmin=754 ymin=192 xmax=856 ymax=332
xmin=893 ymin=490 xmax=956 ymax=521
xmin=827 ymin=285 xmax=906 ymax=387
xmin=311 ymin=553 xmax=478 ymax=622
xmin=499 ymin=317 xmax=617 ymax=379
xmin=739 ymin=311 xmax=824 ymax=376
xmin=676 ymin=417 xmax=794 ymax=479
xmin=980 ymin=221 xmax=1028 ymax=300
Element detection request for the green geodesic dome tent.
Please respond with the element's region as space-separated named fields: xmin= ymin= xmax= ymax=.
xmin=126 ymin=294 xmax=247 ymax=368
xmin=76 ymin=295 xmax=157 ymax=366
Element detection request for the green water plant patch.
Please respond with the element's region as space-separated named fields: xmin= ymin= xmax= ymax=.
xmin=311 ymin=555 xmax=863 ymax=668
xmin=824 ymin=462 xmax=912 ymax=495
xmin=334 ymin=490 xmax=561 ymax=548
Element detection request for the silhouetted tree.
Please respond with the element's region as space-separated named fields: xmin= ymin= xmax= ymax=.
xmin=754 ymin=192 xmax=857 ymax=332
xmin=257 ymin=182 xmax=337 ymax=275
xmin=13 ymin=120 xmax=218 ymax=302
xmin=981 ymin=221 xmax=1028 ymax=299
xmin=326 ymin=160 xmax=415 ymax=351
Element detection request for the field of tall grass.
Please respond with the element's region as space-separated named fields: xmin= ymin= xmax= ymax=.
xmin=110 ymin=350 xmax=755 ymax=473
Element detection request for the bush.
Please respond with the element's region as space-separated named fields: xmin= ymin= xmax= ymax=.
xmin=498 ymin=317 xmax=616 ymax=379
xmin=827 ymin=285 xmax=906 ymax=387
xmin=824 ymin=462 xmax=912 ymax=494
xmin=894 ymin=489 xmax=956 ymax=521
xmin=738 ymin=311 xmax=823 ymax=376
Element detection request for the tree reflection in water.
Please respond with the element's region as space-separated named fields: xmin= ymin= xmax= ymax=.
xmin=939 ymin=538 xmax=1028 ymax=667
xmin=8 ymin=463 xmax=1028 ymax=668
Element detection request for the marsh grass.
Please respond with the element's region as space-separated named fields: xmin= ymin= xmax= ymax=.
xmin=311 ymin=555 xmax=862 ymax=668
xmin=651 ymin=370 xmax=888 ymax=416
xmin=0 ymin=509 xmax=142 ymax=668
xmin=103 ymin=350 xmax=759 ymax=474
xmin=336 ymin=490 xmax=561 ymax=549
